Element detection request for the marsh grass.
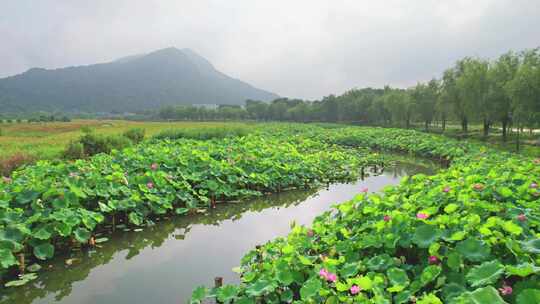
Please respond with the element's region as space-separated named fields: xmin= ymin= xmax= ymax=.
xmin=0 ymin=120 xmax=253 ymax=174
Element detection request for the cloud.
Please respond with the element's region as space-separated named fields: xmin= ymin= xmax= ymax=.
xmin=1 ymin=0 xmax=539 ymax=99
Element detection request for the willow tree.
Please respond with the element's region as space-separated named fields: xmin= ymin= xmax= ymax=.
xmin=487 ymin=51 xmax=520 ymax=141
xmin=506 ymin=48 xmax=540 ymax=151
xmin=456 ymin=57 xmax=491 ymax=136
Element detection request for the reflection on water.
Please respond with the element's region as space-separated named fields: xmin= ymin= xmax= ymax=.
xmin=0 ymin=159 xmax=436 ymax=304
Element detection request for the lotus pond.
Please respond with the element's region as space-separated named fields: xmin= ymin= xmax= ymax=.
xmin=0 ymin=157 xmax=435 ymax=304
xmin=2 ymin=124 xmax=539 ymax=304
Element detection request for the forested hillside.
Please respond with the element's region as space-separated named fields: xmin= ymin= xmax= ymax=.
xmin=0 ymin=48 xmax=278 ymax=113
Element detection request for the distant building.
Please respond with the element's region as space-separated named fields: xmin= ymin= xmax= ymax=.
xmin=193 ymin=104 xmax=219 ymax=109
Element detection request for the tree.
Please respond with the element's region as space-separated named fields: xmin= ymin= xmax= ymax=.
xmin=410 ymin=81 xmax=438 ymax=131
xmin=245 ymin=100 xmax=269 ymax=120
xmin=381 ymin=89 xmax=412 ymax=128
xmin=506 ymin=48 xmax=540 ymax=151
xmin=457 ymin=58 xmax=490 ymax=136
xmin=442 ymin=66 xmax=468 ymax=133
xmin=487 ymin=51 xmax=520 ymax=141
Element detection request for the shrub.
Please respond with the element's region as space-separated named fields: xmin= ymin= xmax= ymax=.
xmin=66 ymin=131 xmax=133 ymax=159
xmin=0 ymin=153 xmax=35 ymax=176
xmin=78 ymin=131 xmax=111 ymax=156
xmin=105 ymin=134 xmax=133 ymax=152
xmin=123 ymin=128 xmax=146 ymax=144
xmin=63 ymin=141 xmax=85 ymax=159
xmin=153 ymin=126 xmax=250 ymax=140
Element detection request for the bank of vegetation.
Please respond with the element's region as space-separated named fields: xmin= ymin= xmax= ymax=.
xmin=190 ymin=126 xmax=540 ymax=304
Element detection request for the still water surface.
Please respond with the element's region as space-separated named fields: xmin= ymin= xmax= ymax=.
xmin=0 ymin=159 xmax=436 ymax=304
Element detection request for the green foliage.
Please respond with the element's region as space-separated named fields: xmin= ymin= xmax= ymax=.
xmin=153 ymin=126 xmax=250 ymax=140
xmin=63 ymin=141 xmax=85 ymax=160
xmin=192 ymin=126 xmax=540 ymax=303
xmin=63 ymin=130 xmax=134 ymax=159
xmin=123 ymin=128 xmax=145 ymax=144
xmin=0 ymin=124 xmax=386 ymax=283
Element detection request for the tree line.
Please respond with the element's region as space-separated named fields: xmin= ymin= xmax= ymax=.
xmin=157 ymin=47 xmax=540 ymax=141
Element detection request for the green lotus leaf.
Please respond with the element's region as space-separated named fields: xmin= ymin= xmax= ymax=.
xmin=446 ymin=251 xmax=463 ymax=271
xmin=26 ymin=263 xmax=42 ymax=272
xmin=0 ymin=248 xmax=18 ymax=268
xmin=420 ymin=265 xmax=442 ymax=286
xmin=516 ymin=289 xmax=540 ymax=304
xmin=33 ymin=226 xmax=52 ymax=240
xmin=217 ymin=285 xmax=239 ymax=302
xmin=367 ymin=254 xmax=394 ymax=271
xmin=508 ymin=263 xmax=540 ymax=278
xmin=235 ymin=297 xmax=256 ymax=304
xmin=54 ymin=222 xmax=73 ymax=237
xmin=521 ymin=239 xmax=540 ymax=254
xmin=190 ymin=286 xmax=207 ymax=303
xmin=128 ymin=212 xmax=143 ymax=226
xmin=468 ymin=286 xmax=508 ymax=304
xmin=175 ymin=208 xmax=189 ymax=215
xmin=33 ymin=243 xmax=54 ymax=260
xmin=442 ymin=283 xmax=467 ymax=301
xmin=245 ymin=279 xmax=275 ymax=297
xmin=300 ymin=277 xmax=322 ymax=300
xmin=412 ymin=224 xmax=441 ymax=248
xmin=456 ymin=238 xmax=491 ymax=262
xmin=340 ymin=263 xmax=359 ymax=278
xmin=280 ymin=289 xmax=293 ymax=302
xmin=74 ymin=227 xmax=91 ymax=243
xmin=387 ymin=267 xmax=409 ymax=287
xmin=466 ymin=260 xmax=504 ymax=287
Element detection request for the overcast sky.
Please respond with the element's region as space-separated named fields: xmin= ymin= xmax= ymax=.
xmin=1 ymin=0 xmax=539 ymax=99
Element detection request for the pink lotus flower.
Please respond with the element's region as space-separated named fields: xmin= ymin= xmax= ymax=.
xmin=428 ymin=256 xmax=439 ymax=264
xmin=146 ymin=182 xmax=154 ymax=189
xmin=326 ymin=273 xmax=337 ymax=283
xmin=499 ymin=284 xmax=512 ymax=296
xmin=517 ymin=214 xmax=527 ymax=222
xmin=531 ymin=182 xmax=538 ymax=189
xmin=319 ymin=268 xmax=329 ymax=279
xmin=473 ymin=183 xmax=484 ymax=191
xmin=350 ymin=285 xmax=361 ymax=295
xmin=150 ymin=163 xmax=158 ymax=170
xmin=443 ymin=186 xmax=451 ymax=193
xmin=416 ymin=213 xmax=429 ymax=220
xmin=360 ymin=187 xmax=368 ymax=193
xmin=383 ymin=215 xmax=391 ymax=222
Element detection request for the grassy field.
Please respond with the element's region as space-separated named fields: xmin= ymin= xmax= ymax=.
xmin=0 ymin=120 xmax=252 ymax=173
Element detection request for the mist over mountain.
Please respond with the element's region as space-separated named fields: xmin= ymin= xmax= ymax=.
xmin=0 ymin=47 xmax=279 ymax=113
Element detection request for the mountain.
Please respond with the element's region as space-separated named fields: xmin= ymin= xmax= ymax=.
xmin=0 ymin=47 xmax=279 ymax=113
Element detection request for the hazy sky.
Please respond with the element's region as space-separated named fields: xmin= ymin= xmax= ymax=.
xmin=1 ymin=0 xmax=539 ymax=99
